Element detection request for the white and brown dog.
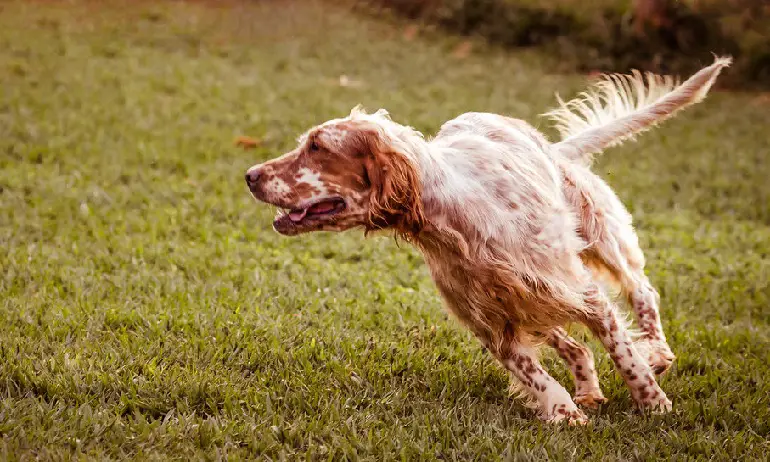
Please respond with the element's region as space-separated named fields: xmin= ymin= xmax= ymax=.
xmin=245 ymin=57 xmax=730 ymax=423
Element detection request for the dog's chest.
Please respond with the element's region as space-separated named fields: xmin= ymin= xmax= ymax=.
xmin=420 ymin=244 xmax=544 ymax=332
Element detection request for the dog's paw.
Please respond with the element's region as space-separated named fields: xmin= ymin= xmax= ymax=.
xmin=637 ymin=395 xmax=673 ymax=414
xmin=574 ymin=389 xmax=607 ymax=409
xmin=542 ymin=404 xmax=589 ymax=425
xmin=634 ymin=337 xmax=675 ymax=375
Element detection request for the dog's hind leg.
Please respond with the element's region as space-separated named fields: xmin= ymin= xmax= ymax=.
xmin=580 ymin=284 xmax=672 ymax=413
xmin=581 ymin=221 xmax=676 ymax=375
xmin=562 ymin=161 xmax=675 ymax=374
xmin=624 ymin=271 xmax=675 ymax=375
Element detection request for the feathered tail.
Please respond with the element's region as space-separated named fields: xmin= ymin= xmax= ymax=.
xmin=544 ymin=56 xmax=732 ymax=165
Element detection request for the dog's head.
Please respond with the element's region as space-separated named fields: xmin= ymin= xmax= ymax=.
xmin=245 ymin=108 xmax=425 ymax=238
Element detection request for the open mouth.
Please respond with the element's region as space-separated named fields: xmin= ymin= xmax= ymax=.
xmin=273 ymin=197 xmax=346 ymax=233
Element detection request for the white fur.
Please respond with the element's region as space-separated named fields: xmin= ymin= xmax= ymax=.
xmin=544 ymin=56 xmax=731 ymax=164
xmin=294 ymin=167 xmax=330 ymax=202
xmin=264 ymin=177 xmax=291 ymax=198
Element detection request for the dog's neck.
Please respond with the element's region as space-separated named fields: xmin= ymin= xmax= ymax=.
xmin=391 ymin=128 xmax=526 ymax=263
xmin=385 ymin=133 xmax=472 ymax=255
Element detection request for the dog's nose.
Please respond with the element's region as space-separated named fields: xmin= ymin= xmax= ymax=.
xmin=245 ymin=169 xmax=261 ymax=186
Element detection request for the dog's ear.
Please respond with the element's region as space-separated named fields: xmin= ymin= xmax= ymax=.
xmin=357 ymin=127 xmax=424 ymax=240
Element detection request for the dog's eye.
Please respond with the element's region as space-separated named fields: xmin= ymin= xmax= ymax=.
xmin=309 ymin=141 xmax=320 ymax=152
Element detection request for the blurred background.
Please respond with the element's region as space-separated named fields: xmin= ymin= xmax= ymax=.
xmin=368 ymin=0 xmax=770 ymax=88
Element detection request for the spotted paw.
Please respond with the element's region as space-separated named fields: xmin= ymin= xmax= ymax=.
xmin=556 ymin=409 xmax=589 ymax=425
xmin=542 ymin=404 xmax=588 ymax=425
xmin=636 ymin=393 xmax=672 ymax=414
xmin=574 ymin=390 xmax=607 ymax=409
xmin=634 ymin=337 xmax=675 ymax=375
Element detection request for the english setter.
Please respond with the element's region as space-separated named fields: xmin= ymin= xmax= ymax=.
xmin=245 ymin=57 xmax=730 ymax=424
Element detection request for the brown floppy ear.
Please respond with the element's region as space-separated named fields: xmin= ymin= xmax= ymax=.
xmin=359 ymin=128 xmax=425 ymax=240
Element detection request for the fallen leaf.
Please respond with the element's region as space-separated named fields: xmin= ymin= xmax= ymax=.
xmin=403 ymin=24 xmax=418 ymax=41
xmin=452 ymin=40 xmax=472 ymax=59
xmin=235 ymin=135 xmax=261 ymax=149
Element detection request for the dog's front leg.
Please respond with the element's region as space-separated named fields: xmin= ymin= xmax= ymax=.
xmin=482 ymin=329 xmax=587 ymax=424
xmin=546 ymin=327 xmax=607 ymax=408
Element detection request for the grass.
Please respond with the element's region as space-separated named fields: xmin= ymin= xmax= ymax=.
xmin=1 ymin=0 xmax=769 ymax=459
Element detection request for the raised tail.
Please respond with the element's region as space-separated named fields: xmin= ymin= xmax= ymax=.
xmin=544 ymin=56 xmax=732 ymax=165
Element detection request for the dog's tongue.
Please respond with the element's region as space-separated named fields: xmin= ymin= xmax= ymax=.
xmin=309 ymin=201 xmax=336 ymax=214
xmin=288 ymin=209 xmax=307 ymax=222
xmin=288 ymin=201 xmax=336 ymax=222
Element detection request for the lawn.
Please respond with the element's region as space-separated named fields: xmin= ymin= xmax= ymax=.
xmin=1 ymin=0 xmax=769 ymax=459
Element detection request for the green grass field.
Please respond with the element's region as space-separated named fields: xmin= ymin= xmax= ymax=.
xmin=1 ymin=0 xmax=769 ymax=459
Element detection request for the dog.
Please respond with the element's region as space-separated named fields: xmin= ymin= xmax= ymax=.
xmin=245 ymin=57 xmax=730 ymax=423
